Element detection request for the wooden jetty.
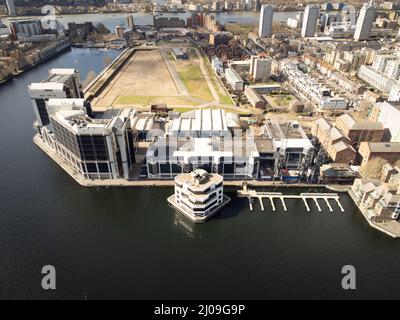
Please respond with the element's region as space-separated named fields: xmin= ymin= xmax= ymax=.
xmin=237 ymin=186 xmax=344 ymax=213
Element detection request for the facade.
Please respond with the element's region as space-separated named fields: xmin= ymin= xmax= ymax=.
xmin=225 ymin=67 xmax=244 ymax=91
xmin=258 ymin=4 xmax=273 ymax=38
xmin=313 ymin=117 xmax=356 ymax=163
xmin=359 ymin=142 xmax=400 ymax=170
xmin=168 ymin=169 xmax=229 ymax=222
xmin=251 ymin=57 xmax=271 ymax=82
xmin=244 ymin=86 xmax=266 ymax=108
xmin=126 ymin=15 xmax=134 ymax=29
xmin=263 ymin=120 xmax=314 ymax=171
xmin=47 ymin=107 xmax=135 ymax=180
xmin=10 ymin=19 xmax=42 ymax=38
xmin=335 ymin=114 xmax=384 ymax=148
xmin=389 ymin=84 xmax=400 ymax=102
xmin=29 ymin=68 xmax=83 ymax=129
xmin=281 ymin=60 xmax=348 ymax=111
xmin=301 ymin=4 xmax=319 ymax=38
xmin=354 ymin=3 xmax=376 ymax=41
xmin=371 ymin=101 xmax=400 ymax=142
xmin=6 ymin=0 xmax=16 ymax=16
xmin=358 ymin=65 xmax=398 ymax=94
xmin=350 ymin=179 xmax=400 ymax=221
xmin=146 ymin=135 xmax=260 ymax=180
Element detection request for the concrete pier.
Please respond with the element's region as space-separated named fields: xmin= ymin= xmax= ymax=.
xmin=237 ymin=188 xmax=344 ymax=213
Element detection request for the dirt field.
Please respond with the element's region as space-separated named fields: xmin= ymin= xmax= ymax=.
xmin=92 ymin=49 xmax=180 ymax=108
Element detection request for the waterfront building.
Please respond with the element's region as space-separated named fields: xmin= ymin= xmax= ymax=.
xmin=335 ymin=114 xmax=385 ymax=149
xmin=146 ymin=135 xmax=260 ymax=180
xmin=354 ymin=3 xmax=376 ymax=41
xmin=224 ymin=67 xmax=244 ymax=91
xmin=48 ymin=107 xmax=135 ymax=180
xmin=350 ymin=179 xmax=400 ymax=221
xmin=29 ymin=69 xmax=83 ymax=129
xmin=153 ymin=16 xmax=186 ymax=29
xmin=9 ymin=19 xmax=42 ymax=38
xmin=258 ymin=5 xmax=273 ymax=38
xmin=168 ymin=169 xmax=230 ymax=222
xmin=259 ymin=120 xmax=314 ymax=171
xmin=301 ymin=4 xmax=319 ymax=38
xmin=6 ymin=0 xmax=16 ymax=16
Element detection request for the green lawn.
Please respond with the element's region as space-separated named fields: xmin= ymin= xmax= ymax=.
xmin=175 ymin=62 xmax=214 ymax=102
xmin=114 ymin=95 xmax=199 ymax=106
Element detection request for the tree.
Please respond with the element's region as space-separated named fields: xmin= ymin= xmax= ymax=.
xmin=360 ymin=157 xmax=388 ymax=179
xmin=82 ymin=70 xmax=97 ymax=89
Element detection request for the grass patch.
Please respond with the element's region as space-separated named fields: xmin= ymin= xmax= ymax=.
xmin=224 ymin=23 xmax=256 ymax=35
xmin=175 ymin=61 xmax=214 ymax=101
xmin=114 ymin=95 xmax=199 ymax=106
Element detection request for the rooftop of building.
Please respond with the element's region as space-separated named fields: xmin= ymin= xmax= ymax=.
xmin=364 ymin=142 xmax=400 ymax=153
xmin=175 ymin=169 xmax=222 ymax=191
xmin=337 ymin=113 xmax=384 ymax=131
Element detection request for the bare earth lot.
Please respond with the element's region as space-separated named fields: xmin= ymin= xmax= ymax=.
xmin=92 ymin=49 xmax=180 ymax=108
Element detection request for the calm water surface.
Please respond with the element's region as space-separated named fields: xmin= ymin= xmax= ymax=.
xmin=0 ymin=48 xmax=400 ymax=299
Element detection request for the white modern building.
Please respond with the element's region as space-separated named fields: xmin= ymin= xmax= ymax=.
xmin=389 ymin=84 xmax=400 ymax=102
xmin=373 ymin=101 xmax=400 ymax=142
xmin=281 ymin=60 xmax=348 ymax=111
xmin=301 ymin=4 xmax=319 ymax=38
xmin=258 ymin=4 xmax=273 ymax=38
xmin=358 ymin=53 xmax=400 ymax=94
xmin=146 ymin=135 xmax=260 ymax=180
xmin=29 ymin=69 xmax=83 ymax=128
xmin=358 ymin=65 xmax=397 ymax=93
xmin=354 ymin=3 xmax=376 ymax=41
xmin=47 ymin=107 xmax=135 ymax=180
xmin=168 ymin=169 xmax=230 ymax=222
xmin=225 ymin=67 xmax=244 ymax=91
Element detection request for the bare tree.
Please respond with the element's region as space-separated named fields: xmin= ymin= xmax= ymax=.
xmin=82 ymin=70 xmax=97 ymax=89
xmin=360 ymin=157 xmax=388 ymax=179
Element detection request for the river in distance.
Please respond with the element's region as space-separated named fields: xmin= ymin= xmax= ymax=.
xmin=0 ymin=47 xmax=400 ymax=299
xmin=2 ymin=11 xmax=298 ymax=31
